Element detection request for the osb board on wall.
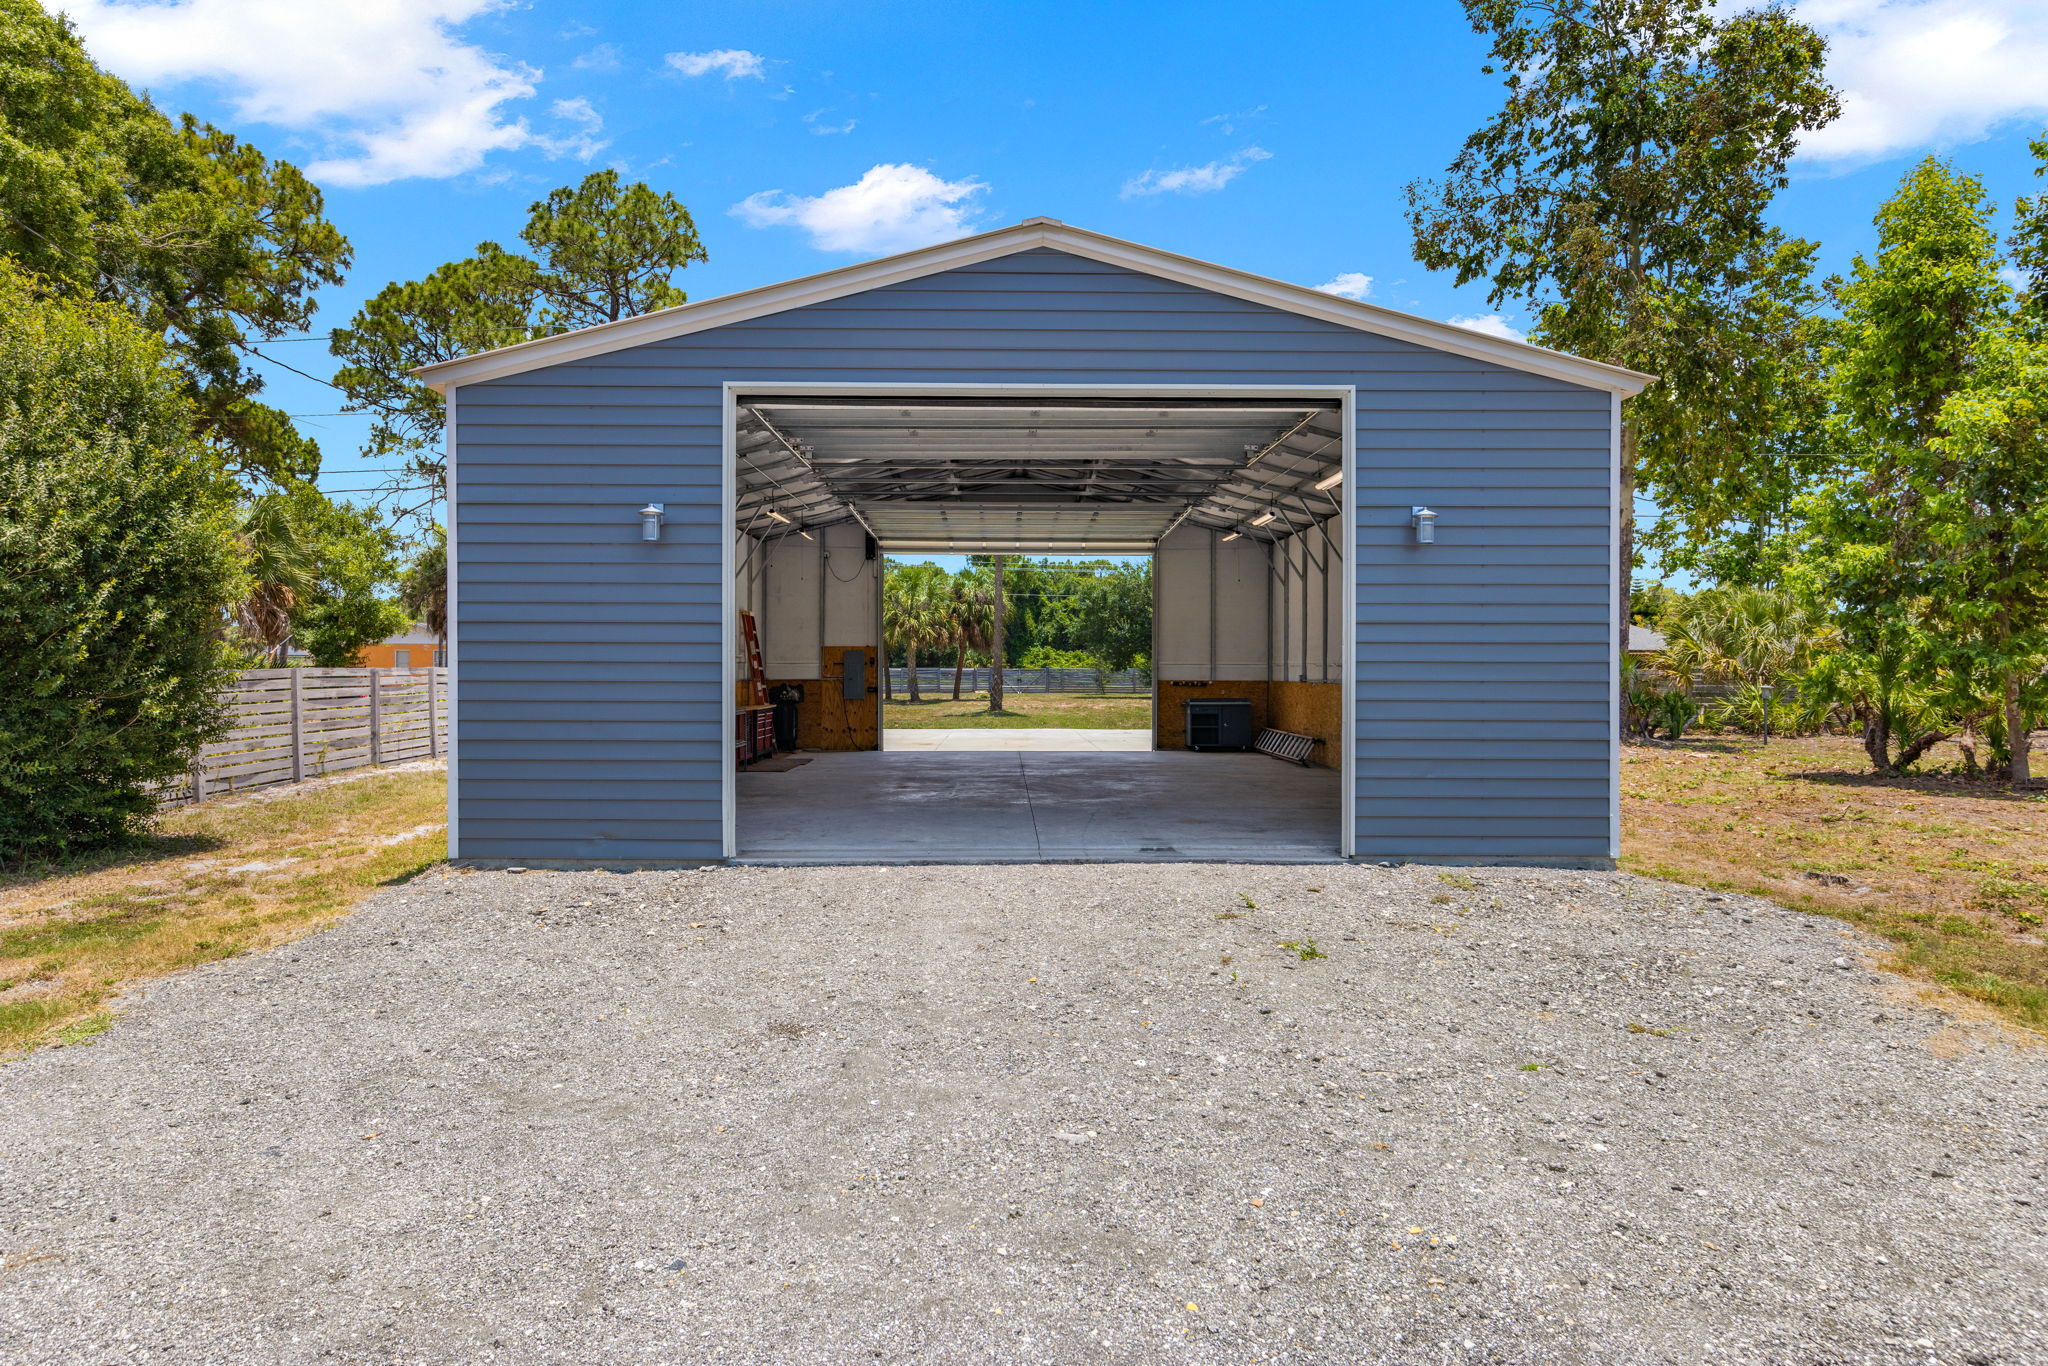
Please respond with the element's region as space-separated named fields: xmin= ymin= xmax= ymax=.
xmin=1155 ymin=680 xmax=1269 ymax=750
xmin=766 ymin=646 xmax=878 ymax=752
xmin=1269 ymin=681 xmax=1342 ymax=767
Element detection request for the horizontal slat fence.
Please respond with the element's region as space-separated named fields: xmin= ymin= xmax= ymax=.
xmin=886 ymin=666 xmax=1151 ymax=694
xmin=156 ymin=667 xmax=447 ymax=806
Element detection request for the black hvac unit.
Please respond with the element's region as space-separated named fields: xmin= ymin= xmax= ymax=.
xmin=1184 ymin=697 xmax=1253 ymax=751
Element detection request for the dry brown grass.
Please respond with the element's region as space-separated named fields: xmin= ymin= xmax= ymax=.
xmin=1622 ymin=735 xmax=2048 ymax=1031
xmin=0 ymin=767 xmax=446 ymax=1057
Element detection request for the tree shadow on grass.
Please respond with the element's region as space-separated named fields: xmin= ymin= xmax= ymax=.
xmin=1782 ymin=768 xmax=2042 ymax=803
xmin=0 ymin=832 xmax=226 ymax=896
xmin=1633 ymin=735 xmax=1759 ymax=755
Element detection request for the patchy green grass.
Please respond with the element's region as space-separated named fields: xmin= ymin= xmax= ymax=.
xmin=1622 ymin=735 xmax=2048 ymax=1032
xmin=882 ymin=690 xmax=1152 ymax=730
xmin=0 ymin=768 xmax=446 ymax=1057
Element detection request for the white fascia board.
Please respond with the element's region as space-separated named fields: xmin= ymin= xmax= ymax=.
xmin=416 ymin=224 xmax=1063 ymax=392
xmin=1040 ymin=230 xmax=1653 ymax=397
xmin=414 ymin=221 xmax=1655 ymax=398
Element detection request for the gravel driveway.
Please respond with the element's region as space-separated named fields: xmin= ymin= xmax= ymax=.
xmin=1 ymin=863 xmax=2042 ymax=1364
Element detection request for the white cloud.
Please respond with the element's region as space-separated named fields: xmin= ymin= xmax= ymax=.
xmin=1315 ymin=272 xmax=1374 ymax=300
xmin=1121 ymin=146 xmax=1271 ymax=198
xmin=1199 ymin=105 xmax=1268 ymax=136
xmin=533 ymin=97 xmax=607 ymax=161
xmin=570 ymin=43 xmax=622 ymax=72
xmin=1797 ymin=0 xmax=2048 ymax=162
xmin=664 ymin=48 xmax=766 ymax=79
xmin=732 ymin=163 xmax=988 ymax=253
xmin=804 ymin=109 xmax=857 ymax=135
xmin=1449 ymin=313 xmax=1526 ymax=341
xmin=46 ymin=0 xmax=562 ymax=187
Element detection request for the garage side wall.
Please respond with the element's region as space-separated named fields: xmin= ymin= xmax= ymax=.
xmin=450 ymin=247 xmax=1614 ymax=863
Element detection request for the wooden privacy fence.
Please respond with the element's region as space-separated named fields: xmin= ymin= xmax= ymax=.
xmin=158 ymin=667 xmax=447 ymax=806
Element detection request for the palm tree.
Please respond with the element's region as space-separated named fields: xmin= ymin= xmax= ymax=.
xmin=948 ymin=566 xmax=997 ymax=699
xmin=232 ymin=496 xmax=316 ymax=666
xmin=399 ymin=527 xmax=448 ymax=659
xmin=882 ymin=563 xmax=953 ymax=704
xmin=1658 ymin=586 xmax=1829 ymax=687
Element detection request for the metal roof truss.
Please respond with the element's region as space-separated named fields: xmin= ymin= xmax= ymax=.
xmin=733 ymin=395 xmax=1343 ymax=553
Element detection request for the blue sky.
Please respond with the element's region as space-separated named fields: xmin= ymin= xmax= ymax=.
xmin=45 ymin=0 xmax=2048 ymax=575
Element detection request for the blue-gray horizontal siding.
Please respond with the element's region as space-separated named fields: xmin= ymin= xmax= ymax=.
xmin=1352 ymin=363 xmax=1610 ymax=859
xmin=452 ymin=247 xmax=1613 ymax=862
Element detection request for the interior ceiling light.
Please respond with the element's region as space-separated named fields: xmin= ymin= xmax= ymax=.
xmin=1250 ymin=510 xmax=1276 ymax=526
xmin=1221 ymin=531 xmax=1241 ymax=542
xmin=765 ymin=508 xmax=791 ymax=524
xmin=1313 ymin=470 xmax=1343 ymax=491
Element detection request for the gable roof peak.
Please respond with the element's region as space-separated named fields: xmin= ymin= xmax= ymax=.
xmin=415 ymin=218 xmax=1652 ymax=395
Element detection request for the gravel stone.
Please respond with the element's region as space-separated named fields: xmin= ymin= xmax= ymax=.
xmin=2 ymin=862 xmax=2044 ymax=1364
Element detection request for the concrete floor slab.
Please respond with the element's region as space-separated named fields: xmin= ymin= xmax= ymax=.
xmin=738 ymin=749 xmax=1338 ymax=861
xmin=881 ymin=727 xmax=1151 ymax=751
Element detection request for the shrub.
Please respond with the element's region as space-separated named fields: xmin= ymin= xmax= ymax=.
xmin=1699 ymin=682 xmax=1832 ymax=737
xmin=0 ymin=262 xmax=244 ymax=861
xmin=1019 ymin=646 xmax=1095 ymax=669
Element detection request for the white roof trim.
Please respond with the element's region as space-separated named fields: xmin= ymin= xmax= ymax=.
xmin=414 ymin=219 xmax=1655 ymax=396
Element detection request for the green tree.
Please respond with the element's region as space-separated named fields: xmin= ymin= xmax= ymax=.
xmin=881 ymin=562 xmax=954 ymax=703
xmin=1629 ymin=578 xmax=1682 ymax=629
xmin=1913 ymin=327 xmax=2048 ymax=783
xmin=1405 ymin=0 xmax=1837 ymax=643
xmin=0 ymin=1 xmax=350 ymax=484
xmin=331 ymin=171 xmax=706 ymax=506
xmin=1831 ymin=161 xmax=2010 ymax=448
xmin=286 ymin=490 xmax=409 ymax=668
xmin=398 ymin=527 xmax=449 ymax=657
xmin=522 ymin=170 xmax=705 ymax=331
xmin=0 ymin=260 xmax=244 ymax=860
xmin=1069 ymin=562 xmax=1153 ymax=685
xmin=1656 ymin=585 xmax=1828 ymax=687
xmin=2011 ymin=131 xmax=2048 ymax=331
xmin=1795 ymin=157 xmax=2033 ymax=775
xmin=946 ymin=565 xmax=998 ymax=700
xmin=229 ymin=494 xmax=315 ymax=665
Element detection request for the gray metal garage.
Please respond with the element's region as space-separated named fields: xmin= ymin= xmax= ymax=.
xmin=417 ymin=218 xmax=1649 ymax=867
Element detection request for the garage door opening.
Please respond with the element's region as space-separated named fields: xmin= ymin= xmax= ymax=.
xmin=726 ymin=387 xmax=1353 ymax=862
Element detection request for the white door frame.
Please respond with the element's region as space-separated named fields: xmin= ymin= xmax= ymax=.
xmin=721 ymin=381 xmax=1358 ymax=860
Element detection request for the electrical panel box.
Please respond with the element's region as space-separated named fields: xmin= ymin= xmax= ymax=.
xmin=840 ymin=649 xmax=868 ymax=701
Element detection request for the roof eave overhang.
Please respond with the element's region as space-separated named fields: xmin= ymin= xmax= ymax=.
xmin=414 ymin=220 xmax=1656 ymax=398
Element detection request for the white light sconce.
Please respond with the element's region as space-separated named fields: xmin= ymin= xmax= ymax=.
xmin=1410 ymin=506 xmax=1438 ymax=544
xmin=639 ymin=503 xmax=665 ymax=541
xmin=1313 ymin=469 xmax=1343 ymax=491
xmin=1250 ymin=510 xmax=1276 ymax=527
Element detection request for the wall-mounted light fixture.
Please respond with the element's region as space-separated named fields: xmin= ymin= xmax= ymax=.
xmin=1250 ymin=510 xmax=1276 ymax=527
xmin=1410 ymin=506 xmax=1439 ymax=544
xmin=639 ymin=503 xmax=665 ymax=542
xmin=1313 ymin=469 xmax=1343 ymax=491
